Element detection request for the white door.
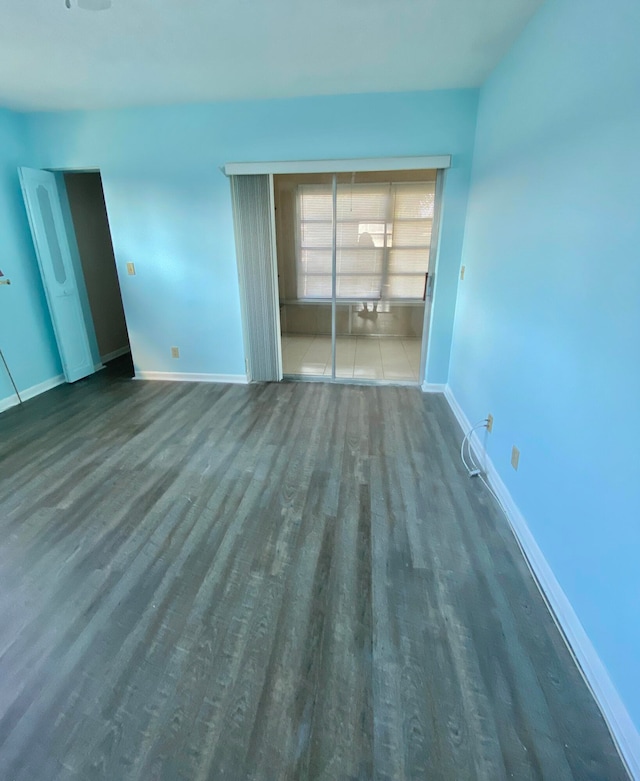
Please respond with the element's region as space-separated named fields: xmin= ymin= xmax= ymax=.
xmin=19 ymin=168 xmax=95 ymax=383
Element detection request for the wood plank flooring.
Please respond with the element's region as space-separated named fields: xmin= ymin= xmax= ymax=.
xmin=0 ymin=358 xmax=629 ymax=780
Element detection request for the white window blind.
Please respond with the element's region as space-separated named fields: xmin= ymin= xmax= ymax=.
xmin=296 ymin=181 xmax=435 ymax=300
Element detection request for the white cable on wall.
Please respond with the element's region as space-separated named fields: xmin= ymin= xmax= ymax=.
xmin=460 ymin=420 xmax=487 ymax=477
xmin=459 ymin=419 xmax=510 ymax=519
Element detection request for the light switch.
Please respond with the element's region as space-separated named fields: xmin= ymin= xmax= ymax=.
xmin=126 ymin=262 xmax=136 ymax=276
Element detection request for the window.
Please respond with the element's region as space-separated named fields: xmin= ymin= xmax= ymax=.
xmin=296 ymin=181 xmax=435 ymax=300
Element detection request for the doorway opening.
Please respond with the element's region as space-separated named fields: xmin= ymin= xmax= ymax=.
xmin=273 ymin=169 xmax=439 ymax=384
xmin=63 ymin=172 xmax=132 ymax=376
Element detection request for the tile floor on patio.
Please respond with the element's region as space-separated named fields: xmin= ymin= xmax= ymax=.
xmin=281 ymin=335 xmax=421 ymax=382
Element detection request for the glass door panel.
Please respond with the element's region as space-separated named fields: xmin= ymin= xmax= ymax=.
xmin=275 ymin=170 xmax=438 ymax=384
xmin=275 ymin=173 xmax=334 ymax=378
xmin=335 ymin=177 xmax=431 ymax=382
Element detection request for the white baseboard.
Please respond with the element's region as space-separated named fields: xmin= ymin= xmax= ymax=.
xmin=101 ymin=346 xmax=131 ymax=364
xmin=443 ymin=385 xmax=477 ymax=435
xmin=442 ymin=384 xmax=640 ymax=779
xmin=1 ymin=368 xmax=249 ymax=411
xmin=0 ymin=394 xmax=18 ymax=413
xmin=134 ymin=371 xmax=248 ymax=385
xmin=421 ymin=382 xmax=447 ymax=393
xmin=0 ymin=373 xmax=66 ymax=413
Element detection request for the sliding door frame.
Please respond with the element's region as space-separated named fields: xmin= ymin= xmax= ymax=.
xmin=228 ymin=156 xmax=451 ymax=386
xmin=418 ymin=167 xmax=446 ymax=385
xmin=330 ymin=174 xmax=337 ymax=380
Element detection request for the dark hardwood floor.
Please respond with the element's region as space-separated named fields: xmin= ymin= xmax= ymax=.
xmin=0 ymin=358 xmax=628 ymax=780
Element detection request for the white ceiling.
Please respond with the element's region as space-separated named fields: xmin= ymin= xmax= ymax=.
xmin=0 ymin=0 xmax=545 ymax=111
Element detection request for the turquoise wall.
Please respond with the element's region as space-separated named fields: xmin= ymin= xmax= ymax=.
xmin=450 ymin=0 xmax=640 ymax=727
xmin=24 ymin=89 xmax=478 ymax=381
xmin=0 ymin=110 xmax=60 ymax=404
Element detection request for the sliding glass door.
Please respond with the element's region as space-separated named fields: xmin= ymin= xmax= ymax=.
xmin=275 ymin=169 xmax=440 ymax=384
xmin=275 ymin=173 xmax=334 ymax=379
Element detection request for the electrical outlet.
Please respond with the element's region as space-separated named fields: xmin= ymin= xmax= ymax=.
xmin=511 ymin=446 xmax=520 ymax=471
xmin=486 ymin=414 xmax=493 ymax=433
xmin=126 ymin=262 xmax=136 ymax=276
xmin=460 ymin=265 xmax=466 ymax=280
xmin=171 ymin=347 xmax=180 ymax=359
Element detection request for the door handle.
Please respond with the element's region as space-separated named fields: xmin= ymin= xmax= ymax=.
xmin=426 ymin=274 xmax=434 ymax=299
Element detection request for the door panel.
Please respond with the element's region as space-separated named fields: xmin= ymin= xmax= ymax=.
xmin=19 ymin=168 xmax=95 ymax=383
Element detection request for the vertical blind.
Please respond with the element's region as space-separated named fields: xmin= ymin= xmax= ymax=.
xmin=230 ymin=174 xmax=281 ymax=382
xmin=296 ymin=181 xmax=435 ymax=300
